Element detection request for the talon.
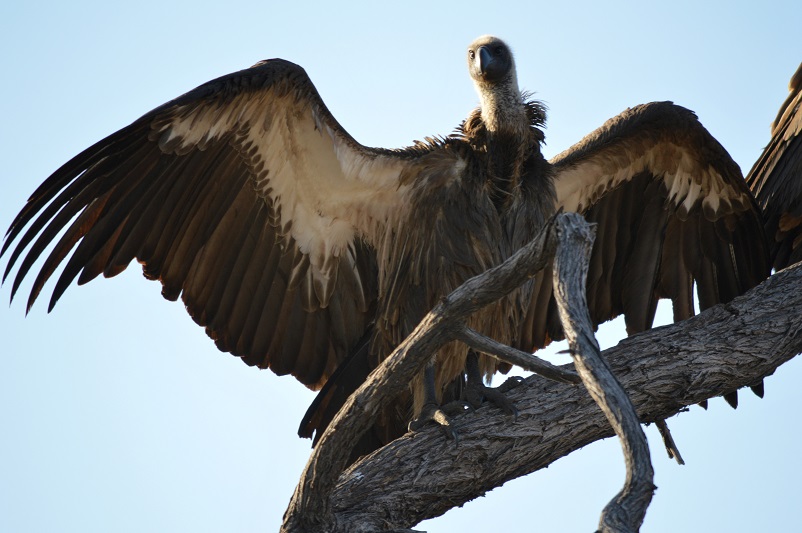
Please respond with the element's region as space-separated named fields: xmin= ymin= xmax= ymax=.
xmin=464 ymin=379 xmax=520 ymax=419
xmin=409 ymin=402 xmax=460 ymax=444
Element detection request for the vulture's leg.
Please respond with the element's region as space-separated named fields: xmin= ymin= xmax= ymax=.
xmin=463 ymin=351 xmax=521 ymax=418
xmin=408 ymin=364 xmax=466 ymax=443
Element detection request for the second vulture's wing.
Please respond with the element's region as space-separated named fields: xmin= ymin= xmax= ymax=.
xmin=520 ymin=102 xmax=771 ymax=371
xmin=747 ymin=63 xmax=802 ymax=270
xmin=2 ymin=59 xmax=452 ymax=390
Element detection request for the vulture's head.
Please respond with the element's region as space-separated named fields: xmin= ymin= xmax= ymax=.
xmin=467 ymin=36 xmax=524 ymax=132
xmin=467 ymin=35 xmax=517 ymax=88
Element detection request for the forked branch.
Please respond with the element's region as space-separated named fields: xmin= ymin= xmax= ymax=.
xmin=281 ymin=212 xmax=571 ymax=533
xmin=282 ymin=212 xmax=653 ymax=532
xmin=281 ymin=214 xmax=802 ymax=532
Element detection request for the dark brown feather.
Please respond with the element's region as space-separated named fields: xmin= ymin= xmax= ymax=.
xmin=523 ymin=101 xmax=770 ymax=362
xmin=747 ymin=63 xmax=802 ymax=269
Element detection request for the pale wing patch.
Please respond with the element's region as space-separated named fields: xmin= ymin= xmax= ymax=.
xmin=150 ymin=90 xmax=411 ymax=309
xmin=248 ymin=99 xmax=408 ymax=306
xmin=552 ymin=161 xmax=607 ymax=212
xmin=247 ymin=97 xmax=410 ymax=251
xmin=554 ymin=143 xmax=747 ymax=218
xmin=152 ymin=92 xmax=261 ymax=153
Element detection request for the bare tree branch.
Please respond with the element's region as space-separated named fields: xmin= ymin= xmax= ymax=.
xmin=654 ymin=419 xmax=685 ymax=465
xmin=281 ymin=213 xmax=568 ymax=533
xmin=324 ymin=263 xmax=802 ymax=532
xmin=549 ymin=215 xmax=655 ymax=533
xmin=455 ymin=326 xmax=580 ymax=384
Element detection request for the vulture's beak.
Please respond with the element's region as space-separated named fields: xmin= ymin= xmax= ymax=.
xmin=476 ymin=46 xmax=503 ymax=81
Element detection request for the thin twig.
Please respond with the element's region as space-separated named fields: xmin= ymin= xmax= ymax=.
xmin=655 ymin=419 xmax=685 ymax=465
xmin=456 ymin=325 xmax=581 ymax=384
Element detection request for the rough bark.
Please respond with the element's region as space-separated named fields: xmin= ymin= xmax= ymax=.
xmin=321 ymin=264 xmax=802 ymax=532
xmin=549 ymin=215 xmax=655 ymax=533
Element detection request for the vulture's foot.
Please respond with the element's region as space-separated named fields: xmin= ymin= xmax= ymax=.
xmin=408 ymin=362 xmax=472 ymax=443
xmin=408 ymin=401 xmax=467 ymax=444
xmin=464 ymin=377 xmax=523 ymax=419
xmin=464 ymin=351 xmax=524 ymax=419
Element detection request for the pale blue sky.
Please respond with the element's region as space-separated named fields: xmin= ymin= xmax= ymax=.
xmin=1 ymin=1 xmax=800 ymax=532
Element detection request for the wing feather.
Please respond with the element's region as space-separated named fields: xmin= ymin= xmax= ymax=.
xmin=619 ymin=178 xmax=669 ymax=334
xmin=658 ymin=218 xmax=695 ymax=322
xmin=747 ymin=63 xmax=802 ymax=269
xmin=521 ymin=101 xmax=770 ymax=350
xmin=1 ymin=58 xmax=432 ymax=389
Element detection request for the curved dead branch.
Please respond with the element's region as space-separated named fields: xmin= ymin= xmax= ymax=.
xmin=549 ymin=216 xmax=655 ymax=532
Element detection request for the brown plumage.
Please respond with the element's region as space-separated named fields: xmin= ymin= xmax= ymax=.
xmin=747 ymin=62 xmax=802 ymax=270
xmin=2 ymin=36 xmax=770 ymax=456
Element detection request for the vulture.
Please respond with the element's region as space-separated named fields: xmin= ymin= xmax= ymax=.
xmin=747 ymin=62 xmax=802 ymax=270
xmin=2 ymin=36 xmax=770 ymax=456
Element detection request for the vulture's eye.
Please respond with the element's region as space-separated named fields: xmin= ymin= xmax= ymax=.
xmin=495 ymin=46 xmax=504 ymax=55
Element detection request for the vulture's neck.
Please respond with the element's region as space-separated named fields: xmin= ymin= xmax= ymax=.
xmin=475 ymin=74 xmax=528 ymax=136
xmin=475 ymin=78 xmax=531 ymax=209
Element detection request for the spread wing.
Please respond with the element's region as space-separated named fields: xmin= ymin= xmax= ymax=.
xmin=747 ymin=63 xmax=802 ymax=270
xmin=1 ymin=59 xmax=432 ymax=389
xmin=520 ymin=101 xmax=771 ymax=352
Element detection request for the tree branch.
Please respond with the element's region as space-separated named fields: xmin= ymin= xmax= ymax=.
xmin=324 ymin=263 xmax=802 ymax=531
xmin=281 ymin=213 xmax=566 ymax=533
xmin=455 ymin=326 xmax=580 ymax=384
xmin=550 ymin=214 xmax=654 ymax=533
